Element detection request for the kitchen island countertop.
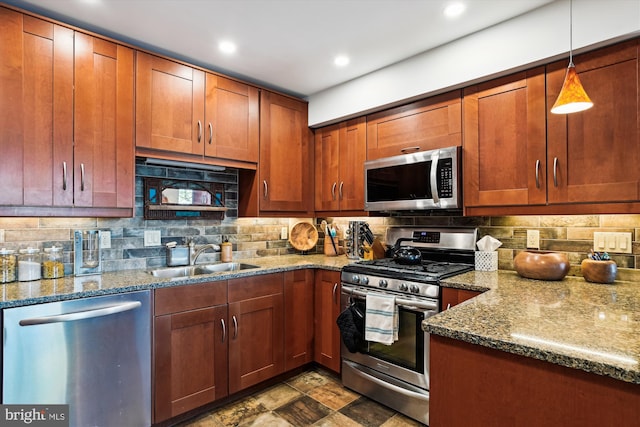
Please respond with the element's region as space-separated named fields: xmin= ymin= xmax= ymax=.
xmin=0 ymin=254 xmax=352 ymax=309
xmin=424 ymin=270 xmax=640 ymax=385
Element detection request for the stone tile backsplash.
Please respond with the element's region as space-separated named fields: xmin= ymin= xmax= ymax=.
xmin=1 ymin=162 xmax=640 ymax=281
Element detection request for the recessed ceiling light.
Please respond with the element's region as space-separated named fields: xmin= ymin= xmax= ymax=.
xmin=334 ymin=55 xmax=350 ymax=67
xmin=218 ymin=40 xmax=237 ymax=55
xmin=443 ymin=2 xmax=466 ymax=18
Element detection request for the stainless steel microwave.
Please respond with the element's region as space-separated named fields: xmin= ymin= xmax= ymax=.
xmin=364 ymin=146 xmax=461 ymax=211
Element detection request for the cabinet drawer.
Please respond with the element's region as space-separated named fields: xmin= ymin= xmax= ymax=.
xmin=228 ymin=272 xmax=283 ymax=303
xmin=155 ymin=281 xmax=227 ymax=315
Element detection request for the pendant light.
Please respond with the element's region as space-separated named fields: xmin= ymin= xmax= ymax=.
xmin=550 ymin=0 xmax=593 ymax=114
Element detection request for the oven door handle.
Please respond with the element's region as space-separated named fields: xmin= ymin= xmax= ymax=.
xmin=343 ymin=360 xmax=431 ymax=400
xmin=341 ymin=285 xmax=439 ymax=311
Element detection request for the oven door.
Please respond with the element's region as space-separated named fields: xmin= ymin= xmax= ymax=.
xmin=340 ymin=284 xmax=439 ymax=390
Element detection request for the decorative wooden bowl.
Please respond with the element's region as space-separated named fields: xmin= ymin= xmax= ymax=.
xmin=289 ymin=222 xmax=318 ymax=253
xmin=514 ymin=251 xmax=570 ymax=281
xmin=581 ymin=259 xmax=617 ymax=284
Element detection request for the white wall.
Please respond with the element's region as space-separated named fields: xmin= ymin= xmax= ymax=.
xmin=307 ymin=0 xmax=640 ymax=127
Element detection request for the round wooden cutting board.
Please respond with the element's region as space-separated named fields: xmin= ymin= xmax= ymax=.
xmin=289 ymin=222 xmax=319 ymax=252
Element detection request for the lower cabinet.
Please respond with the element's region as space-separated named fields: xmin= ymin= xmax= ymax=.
xmin=154 ymin=281 xmax=229 ymax=423
xmin=228 ymin=273 xmax=284 ymax=394
xmin=314 ymin=270 xmax=342 ymax=373
xmin=441 ymin=287 xmax=481 ymax=310
xmin=284 ymin=269 xmax=314 ymax=371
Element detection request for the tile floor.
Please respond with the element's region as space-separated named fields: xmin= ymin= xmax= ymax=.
xmin=177 ymin=368 xmax=426 ymax=427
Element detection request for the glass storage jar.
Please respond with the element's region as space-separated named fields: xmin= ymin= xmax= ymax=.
xmin=1 ymin=248 xmax=17 ymax=283
xmin=42 ymin=246 xmax=64 ymax=279
xmin=18 ymin=248 xmax=41 ymax=282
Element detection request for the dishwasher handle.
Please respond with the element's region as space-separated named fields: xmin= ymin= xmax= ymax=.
xmin=18 ymin=301 xmax=142 ymax=326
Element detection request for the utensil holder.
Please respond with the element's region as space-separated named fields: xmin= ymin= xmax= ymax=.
xmin=581 ymin=259 xmax=617 ymax=284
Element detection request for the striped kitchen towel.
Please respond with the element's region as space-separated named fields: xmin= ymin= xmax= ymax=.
xmin=364 ymin=293 xmax=398 ymax=345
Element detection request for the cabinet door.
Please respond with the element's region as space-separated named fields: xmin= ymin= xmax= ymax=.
xmin=228 ymin=273 xmax=284 ymax=394
xmin=366 ymin=91 xmax=462 ymax=160
xmin=259 ymin=91 xmax=312 ymax=212
xmin=547 ymin=40 xmax=640 ymax=205
xmin=314 ymin=270 xmax=341 ymax=373
xmin=284 ymin=269 xmax=314 ymax=371
xmin=74 ymin=33 xmax=134 ymax=208
xmin=0 ymin=9 xmax=73 ymax=207
xmin=204 ymin=74 xmax=259 ymax=162
xmin=441 ymin=287 xmax=480 ymax=310
xmin=338 ymin=117 xmax=367 ymax=211
xmin=135 ymin=52 xmax=205 ymax=155
xmin=463 ymin=68 xmax=546 ymax=208
xmin=314 ymin=124 xmax=340 ymax=211
xmin=154 ymin=305 xmax=228 ymax=423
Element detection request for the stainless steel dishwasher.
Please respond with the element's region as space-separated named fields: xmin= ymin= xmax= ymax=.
xmin=3 ymin=290 xmax=151 ymax=427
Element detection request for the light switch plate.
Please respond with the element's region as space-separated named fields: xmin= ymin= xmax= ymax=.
xmin=100 ymin=231 xmax=111 ymax=249
xmin=594 ymin=232 xmax=632 ymax=254
xmin=144 ymin=230 xmax=161 ymax=247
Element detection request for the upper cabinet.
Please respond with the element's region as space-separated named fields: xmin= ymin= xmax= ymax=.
xmin=135 ymin=52 xmax=259 ymax=166
xmin=546 ymin=40 xmax=640 ymax=208
xmin=315 ymin=118 xmax=367 ymax=213
xmin=238 ymin=91 xmax=313 ymax=216
xmin=366 ymin=91 xmax=462 ymax=160
xmin=0 ymin=7 xmax=134 ymax=217
xmin=463 ymin=68 xmax=547 ymax=210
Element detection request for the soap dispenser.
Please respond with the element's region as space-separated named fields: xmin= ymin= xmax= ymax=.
xmin=220 ymin=237 xmax=232 ymax=262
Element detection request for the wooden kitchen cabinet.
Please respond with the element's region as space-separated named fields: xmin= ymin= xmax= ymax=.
xmin=228 ymin=273 xmax=284 ymax=394
xmin=154 ymin=281 xmax=229 ymax=423
xmin=314 ymin=270 xmax=342 ymax=373
xmin=284 ymin=269 xmax=314 ymax=371
xmin=441 ymin=287 xmax=481 ymax=310
xmin=546 ymin=39 xmax=640 ymax=207
xmin=239 ymin=91 xmax=313 ymax=216
xmin=0 ymin=7 xmax=134 ymax=216
xmin=463 ymin=67 xmax=547 ymax=211
xmin=315 ymin=118 xmax=367 ymax=214
xmin=136 ymin=52 xmax=258 ymax=166
xmin=366 ymin=91 xmax=462 ymax=160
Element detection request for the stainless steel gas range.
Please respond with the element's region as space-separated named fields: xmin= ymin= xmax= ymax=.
xmin=339 ymin=227 xmax=477 ymax=425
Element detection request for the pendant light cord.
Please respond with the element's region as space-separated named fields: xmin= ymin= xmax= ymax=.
xmin=568 ymin=0 xmax=574 ymax=67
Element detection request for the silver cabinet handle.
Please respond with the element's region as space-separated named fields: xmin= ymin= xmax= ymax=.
xmin=446 ymin=303 xmax=451 ymax=310
xmin=208 ymin=122 xmax=213 ymax=144
xmin=339 ymin=181 xmax=344 ymax=199
xmin=331 ymin=182 xmax=337 ymax=200
xmin=429 ymin=149 xmax=441 ymax=205
xmin=263 ymin=180 xmax=268 ymax=199
xmin=400 ymin=146 xmax=420 ymax=153
xmin=220 ymin=318 xmax=226 ymax=343
xmin=535 ymin=159 xmax=541 ymax=189
xmin=19 ymin=301 xmax=141 ymax=326
xmin=553 ymin=157 xmax=559 ymax=187
xmin=332 ymin=283 xmax=338 ymax=305
xmin=232 ymin=315 xmax=238 ymax=339
xmin=62 ymin=161 xmax=67 ymax=191
xmin=197 ymin=120 xmax=202 ymax=142
xmin=80 ymin=163 xmax=85 ymax=191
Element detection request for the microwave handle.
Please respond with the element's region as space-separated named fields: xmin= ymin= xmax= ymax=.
xmin=430 ymin=149 xmax=440 ymax=205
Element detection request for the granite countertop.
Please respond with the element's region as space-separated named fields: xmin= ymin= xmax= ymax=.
xmin=426 ymin=270 xmax=640 ymax=385
xmin=0 ymin=254 xmax=352 ymax=309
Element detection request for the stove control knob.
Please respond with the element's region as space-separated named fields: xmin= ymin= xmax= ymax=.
xmin=399 ymin=283 xmax=408 ymax=291
xmin=410 ymin=284 xmax=420 ymax=294
xmin=351 ymin=275 xmax=360 ymax=283
xmin=378 ymin=279 xmax=388 ymax=288
xmin=362 ymin=276 xmax=369 ymax=285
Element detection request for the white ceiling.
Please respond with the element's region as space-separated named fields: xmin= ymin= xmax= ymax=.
xmin=5 ymin=0 xmax=555 ymax=98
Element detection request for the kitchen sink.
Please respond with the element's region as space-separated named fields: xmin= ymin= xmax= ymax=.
xmin=147 ymin=262 xmax=260 ymax=278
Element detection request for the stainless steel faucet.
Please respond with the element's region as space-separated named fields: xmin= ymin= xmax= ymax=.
xmin=188 ymin=242 xmax=221 ymax=265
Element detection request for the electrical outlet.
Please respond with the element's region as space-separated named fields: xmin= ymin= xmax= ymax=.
xmin=144 ymin=230 xmax=161 ymax=247
xmin=100 ymin=231 xmax=111 ymax=249
xmin=281 ymin=227 xmax=288 ymax=239
xmin=526 ymin=230 xmax=540 ymax=249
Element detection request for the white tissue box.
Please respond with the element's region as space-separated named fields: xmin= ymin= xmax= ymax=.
xmin=475 ymin=251 xmax=498 ymax=271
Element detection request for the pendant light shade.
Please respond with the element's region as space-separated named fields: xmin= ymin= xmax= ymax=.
xmin=550 ymin=63 xmax=593 ymax=114
xmin=550 ymin=0 xmax=593 ymax=115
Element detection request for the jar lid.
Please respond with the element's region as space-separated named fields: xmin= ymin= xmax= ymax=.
xmin=19 ymin=247 xmax=40 ymax=254
xmin=44 ymin=246 xmax=62 ymax=253
xmin=0 ymin=248 xmax=15 ymax=255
